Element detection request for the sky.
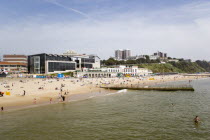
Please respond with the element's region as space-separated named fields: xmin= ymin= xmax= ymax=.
xmin=0 ymin=0 xmax=210 ymax=60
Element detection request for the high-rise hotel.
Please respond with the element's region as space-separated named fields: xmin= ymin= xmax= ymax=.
xmin=115 ymin=49 xmax=131 ymax=60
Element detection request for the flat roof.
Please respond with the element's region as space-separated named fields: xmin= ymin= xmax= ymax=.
xmin=28 ymin=53 xmax=100 ymax=59
xmin=3 ymin=55 xmax=27 ymax=58
xmin=28 ymin=53 xmax=71 ymax=58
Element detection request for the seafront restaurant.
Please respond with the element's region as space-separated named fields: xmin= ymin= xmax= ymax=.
xmin=27 ymin=53 xmax=101 ymax=74
xmin=28 ymin=53 xmax=76 ymax=74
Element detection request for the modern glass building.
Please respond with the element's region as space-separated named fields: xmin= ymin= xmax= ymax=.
xmin=71 ymin=55 xmax=100 ymax=70
xmin=28 ymin=53 xmax=76 ymax=74
xmin=28 ymin=53 xmax=101 ymax=74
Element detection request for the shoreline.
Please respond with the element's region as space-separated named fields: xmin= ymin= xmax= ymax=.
xmin=0 ymin=75 xmax=209 ymax=113
xmin=2 ymin=89 xmax=115 ymax=113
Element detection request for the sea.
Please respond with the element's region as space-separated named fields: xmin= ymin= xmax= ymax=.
xmin=1 ymin=78 xmax=210 ymax=140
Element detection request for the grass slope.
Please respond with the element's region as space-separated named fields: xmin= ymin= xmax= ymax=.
xmin=138 ymin=62 xmax=206 ymax=73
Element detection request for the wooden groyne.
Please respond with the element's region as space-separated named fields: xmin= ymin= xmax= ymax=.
xmin=183 ymin=74 xmax=210 ymax=77
xmin=101 ymin=86 xmax=195 ymax=91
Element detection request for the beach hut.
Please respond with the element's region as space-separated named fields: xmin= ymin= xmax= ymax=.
xmin=57 ymin=74 xmax=64 ymax=78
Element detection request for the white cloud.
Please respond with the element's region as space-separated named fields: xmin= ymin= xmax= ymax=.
xmin=0 ymin=1 xmax=210 ymax=60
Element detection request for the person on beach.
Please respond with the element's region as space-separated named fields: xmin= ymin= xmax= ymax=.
xmin=1 ymin=106 xmax=3 ymax=111
xmin=194 ymin=116 xmax=200 ymax=123
xmin=50 ymin=98 xmax=52 ymax=104
xmin=23 ymin=90 xmax=26 ymax=96
xmin=33 ymin=98 xmax=36 ymax=104
xmin=62 ymin=95 xmax=65 ymax=101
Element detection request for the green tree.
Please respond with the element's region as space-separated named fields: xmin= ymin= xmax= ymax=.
xmin=196 ymin=60 xmax=210 ymax=72
xmin=126 ymin=60 xmax=136 ymax=64
xmin=145 ymin=55 xmax=150 ymax=63
xmin=136 ymin=58 xmax=146 ymax=64
xmin=105 ymin=58 xmax=117 ymax=66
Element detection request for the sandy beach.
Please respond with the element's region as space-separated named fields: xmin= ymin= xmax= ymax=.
xmin=0 ymin=74 xmax=208 ymax=111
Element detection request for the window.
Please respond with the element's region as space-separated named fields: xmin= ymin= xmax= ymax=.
xmin=34 ymin=56 xmax=40 ymax=74
xmin=48 ymin=62 xmax=76 ymax=72
xmin=81 ymin=64 xmax=92 ymax=68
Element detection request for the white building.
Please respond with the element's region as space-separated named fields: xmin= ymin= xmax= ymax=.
xmin=107 ymin=65 xmax=152 ymax=76
xmin=149 ymin=55 xmax=159 ymax=60
xmin=3 ymin=54 xmax=27 ymax=64
xmin=127 ymin=55 xmax=146 ymax=60
xmin=63 ymin=51 xmax=101 ymax=70
xmin=168 ymin=59 xmax=179 ymax=62
xmin=63 ymin=50 xmax=79 ymax=57
xmin=71 ymin=55 xmax=100 ymax=70
xmin=75 ymin=65 xmax=152 ymax=78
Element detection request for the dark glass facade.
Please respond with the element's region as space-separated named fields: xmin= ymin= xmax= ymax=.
xmin=28 ymin=54 xmax=46 ymax=74
xmin=46 ymin=55 xmax=72 ymax=61
xmin=81 ymin=64 xmax=93 ymax=68
xmin=28 ymin=53 xmax=76 ymax=74
xmin=48 ymin=62 xmax=75 ymax=72
xmin=75 ymin=60 xmax=80 ymax=68
xmin=81 ymin=58 xmax=95 ymax=63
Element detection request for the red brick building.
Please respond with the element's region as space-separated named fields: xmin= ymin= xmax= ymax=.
xmin=0 ymin=55 xmax=27 ymax=73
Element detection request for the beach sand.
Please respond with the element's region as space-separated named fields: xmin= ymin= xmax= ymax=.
xmin=0 ymin=75 xmax=207 ymax=111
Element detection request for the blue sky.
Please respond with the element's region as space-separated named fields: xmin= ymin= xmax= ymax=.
xmin=0 ymin=0 xmax=201 ymax=23
xmin=0 ymin=0 xmax=210 ymax=60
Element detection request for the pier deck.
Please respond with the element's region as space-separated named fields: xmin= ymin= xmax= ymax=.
xmin=101 ymin=86 xmax=194 ymax=91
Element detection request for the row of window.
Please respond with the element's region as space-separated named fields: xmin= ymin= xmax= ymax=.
xmin=48 ymin=62 xmax=76 ymax=72
xmin=46 ymin=55 xmax=72 ymax=61
xmin=81 ymin=58 xmax=95 ymax=63
xmin=108 ymin=69 xmax=120 ymax=72
xmin=81 ymin=64 xmax=93 ymax=68
xmin=108 ymin=69 xmax=138 ymax=73
xmin=0 ymin=65 xmax=26 ymax=67
xmin=124 ymin=69 xmax=137 ymax=72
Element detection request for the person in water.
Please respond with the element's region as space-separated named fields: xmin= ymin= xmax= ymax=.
xmin=1 ymin=106 xmax=3 ymax=111
xmin=194 ymin=116 xmax=200 ymax=123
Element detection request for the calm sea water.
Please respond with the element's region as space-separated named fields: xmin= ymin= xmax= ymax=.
xmin=1 ymin=78 xmax=210 ymax=140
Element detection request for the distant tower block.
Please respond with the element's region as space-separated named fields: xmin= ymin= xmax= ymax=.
xmin=122 ymin=49 xmax=131 ymax=60
xmin=115 ymin=49 xmax=123 ymax=60
xmin=115 ymin=49 xmax=131 ymax=60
